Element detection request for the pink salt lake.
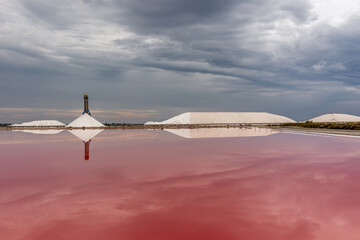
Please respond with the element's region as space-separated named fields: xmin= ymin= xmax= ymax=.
xmin=0 ymin=128 xmax=360 ymax=240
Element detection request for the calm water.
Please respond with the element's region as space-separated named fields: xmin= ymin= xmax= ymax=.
xmin=1 ymin=128 xmax=360 ymax=240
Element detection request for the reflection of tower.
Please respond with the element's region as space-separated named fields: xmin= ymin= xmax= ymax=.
xmin=84 ymin=140 xmax=91 ymax=161
xmin=68 ymin=129 xmax=103 ymax=162
xmin=83 ymin=94 xmax=91 ymax=116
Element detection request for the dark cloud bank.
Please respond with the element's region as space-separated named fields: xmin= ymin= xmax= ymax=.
xmin=1 ymin=0 xmax=360 ymax=123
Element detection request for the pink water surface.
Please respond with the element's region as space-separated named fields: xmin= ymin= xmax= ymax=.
xmin=1 ymin=129 xmax=360 ymax=240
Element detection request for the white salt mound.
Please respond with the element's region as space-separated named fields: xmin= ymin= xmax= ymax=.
xmin=165 ymin=127 xmax=278 ymax=139
xmin=68 ymin=129 xmax=103 ymax=142
xmin=67 ymin=113 xmax=104 ymax=128
xmin=145 ymin=112 xmax=296 ymax=125
xmin=11 ymin=120 xmax=65 ymax=127
xmin=307 ymin=113 xmax=360 ymax=123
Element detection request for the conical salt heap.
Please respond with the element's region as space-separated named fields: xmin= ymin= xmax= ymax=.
xmin=67 ymin=94 xmax=104 ymax=128
xmin=67 ymin=113 xmax=104 ymax=128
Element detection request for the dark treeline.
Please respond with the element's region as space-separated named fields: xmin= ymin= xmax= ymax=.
xmin=281 ymin=121 xmax=360 ymax=130
xmin=104 ymin=123 xmax=144 ymax=126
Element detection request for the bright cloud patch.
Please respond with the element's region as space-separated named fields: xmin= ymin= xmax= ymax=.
xmin=313 ymin=61 xmax=346 ymax=71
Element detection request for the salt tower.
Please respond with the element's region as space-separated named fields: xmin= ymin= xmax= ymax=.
xmin=67 ymin=94 xmax=104 ymax=160
xmin=67 ymin=94 xmax=104 ymax=128
xmin=83 ymin=94 xmax=91 ymax=115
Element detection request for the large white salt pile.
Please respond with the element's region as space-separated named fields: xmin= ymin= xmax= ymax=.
xmin=11 ymin=120 xmax=65 ymax=127
xmin=68 ymin=129 xmax=103 ymax=142
xmin=67 ymin=113 xmax=104 ymax=128
xmin=145 ymin=112 xmax=296 ymax=125
xmin=165 ymin=127 xmax=278 ymax=139
xmin=307 ymin=113 xmax=360 ymax=123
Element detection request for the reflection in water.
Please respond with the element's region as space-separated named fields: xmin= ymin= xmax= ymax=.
xmin=165 ymin=127 xmax=278 ymax=138
xmin=14 ymin=129 xmax=105 ymax=161
xmin=1 ymin=129 xmax=360 ymax=240
xmin=12 ymin=129 xmax=63 ymax=135
xmin=68 ymin=129 xmax=103 ymax=161
xmin=68 ymin=129 xmax=103 ymax=142
xmin=84 ymin=141 xmax=90 ymax=161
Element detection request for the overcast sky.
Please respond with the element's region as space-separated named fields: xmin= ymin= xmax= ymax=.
xmin=1 ymin=0 xmax=360 ymax=123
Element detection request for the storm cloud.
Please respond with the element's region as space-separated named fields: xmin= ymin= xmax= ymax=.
xmin=1 ymin=0 xmax=360 ymax=123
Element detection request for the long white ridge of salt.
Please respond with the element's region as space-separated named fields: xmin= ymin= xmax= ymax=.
xmin=11 ymin=120 xmax=65 ymax=127
xmin=145 ymin=112 xmax=296 ymax=125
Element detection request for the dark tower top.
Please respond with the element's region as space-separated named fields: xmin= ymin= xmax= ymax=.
xmin=83 ymin=94 xmax=91 ymax=115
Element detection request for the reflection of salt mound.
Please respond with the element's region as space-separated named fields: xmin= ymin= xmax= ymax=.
xmin=146 ymin=112 xmax=295 ymax=125
xmin=307 ymin=113 xmax=360 ymax=123
xmin=166 ymin=127 xmax=278 ymax=139
xmin=68 ymin=129 xmax=103 ymax=142
xmin=67 ymin=113 xmax=104 ymax=128
xmin=11 ymin=120 xmax=65 ymax=127
xmin=13 ymin=129 xmax=63 ymax=135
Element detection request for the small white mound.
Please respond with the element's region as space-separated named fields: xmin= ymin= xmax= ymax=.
xmin=308 ymin=113 xmax=360 ymax=123
xmin=145 ymin=112 xmax=295 ymax=125
xmin=11 ymin=120 xmax=65 ymax=127
xmin=67 ymin=113 xmax=104 ymax=128
xmin=165 ymin=127 xmax=278 ymax=139
xmin=68 ymin=129 xmax=103 ymax=142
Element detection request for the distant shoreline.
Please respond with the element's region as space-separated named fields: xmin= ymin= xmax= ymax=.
xmin=4 ymin=124 xmax=360 ymax=138
xmin=0 ymin=123 xmax=261 ymax=131
xmin=3 ymin=122 xmax=360 ymax=131
xmin=2 ymin=122 xmax=360 ymax=130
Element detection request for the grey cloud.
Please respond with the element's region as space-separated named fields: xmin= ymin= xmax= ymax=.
xmin=122 ymin=0 xmax=310 ymax=29
xmin=101 ymin=0 xmax=239 ymax=30
xmin=0 ymin=45 xmax=63 ymax=77
xmin=1 ymin=44 xmax=47 ymax=61
xmin=97 ymin=0 xmax=314 ymax=86
xmin=279 ymin=1 xmax=312 ymax=23
xmin=20 ymin=0 xmax=74 ymax=29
